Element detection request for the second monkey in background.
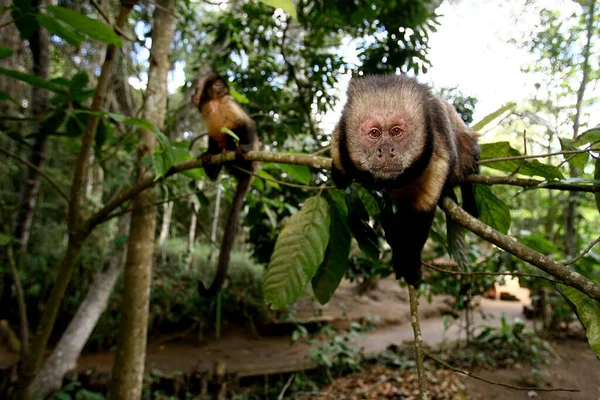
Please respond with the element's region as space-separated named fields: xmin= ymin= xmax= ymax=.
xmin=192 ymin=73 xmax=258 ymax=296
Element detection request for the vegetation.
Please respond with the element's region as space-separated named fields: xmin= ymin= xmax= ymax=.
xmin=0 ymin=0 xmax=599 ymax=399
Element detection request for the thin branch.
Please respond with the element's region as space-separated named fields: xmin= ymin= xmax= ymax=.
xmin=440 ymin=197 xmax=600 ymax=301
xmin=0 ymin=200 xmax=29 ymax=358
xmin=423 ymin=350 xmax=579 ymax=393
xmin=90 ymin=0 xmax=137 ymax=42
xmin=562 ymin=235 xmax=600 ymax=266
xmin=0 ymin=147 xmax=70 ymax=202
xmin=464 ymin=175 xmax=599 ymax=193
xmin=478 ymin=148 xmax=596 ymax=164
xmin=312 ymin=145 xmax=331 ymax=156
xmin=234 ymin=166 xmax=335 ymax=191
xmin=422 ymin=262 xmax=563 ymax=284
xmin=408 ymin=284 xmax=427 ymax=399
xmin=277 ymin=374 xmax=295 ymax=400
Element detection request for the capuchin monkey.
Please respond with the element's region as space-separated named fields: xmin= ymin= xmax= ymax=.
xmin=331 ymin=74 xmax=480 ymax=286
xmin=192 ymin=72 xmax=258 ymax=296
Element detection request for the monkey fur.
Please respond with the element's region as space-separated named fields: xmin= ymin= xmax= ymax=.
xmin=331 ymin=74 xmax=479 ymax=286
xmin=192 ymin=73 xmax=258 ymax=296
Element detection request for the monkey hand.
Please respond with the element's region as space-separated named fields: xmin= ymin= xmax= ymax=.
xmin=200 ymin=151 xmax=222 ymax=182
xmin=393 ymin=254 xmax=422 ymax=287
xmin=331 ymin=164 xmax=353 ymax=189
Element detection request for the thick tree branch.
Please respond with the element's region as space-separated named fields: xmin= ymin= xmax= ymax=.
xmin=440 ymin=197 xmax=600 ymax=301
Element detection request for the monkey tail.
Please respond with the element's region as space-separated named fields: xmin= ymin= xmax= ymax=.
xmin=199 ymin=171 xmax=254 ymax=297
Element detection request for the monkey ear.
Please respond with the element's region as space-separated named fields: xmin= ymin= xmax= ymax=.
xmin=331 ymin=163 xmax=353 ymax=189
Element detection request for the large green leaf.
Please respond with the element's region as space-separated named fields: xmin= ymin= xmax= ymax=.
xmin=47 ymin=6 xmax=122 ymax=47
xmin=0 ymin=68 xmax=67 ymax=93
xmin=344 ymin=185 xmax=379 ymax=260
xmin=559 ymin=137 xmax=589 ymax=171
xmin=471 ymin=102 xmax=516 ymax=132
xmin=36 ymin=14 xmax=84 ymax=47
xmin=480 ymin=141 xmax=564 ymax=180
xmin=172 ymin=147 xmax=205 ymax=180
xmin=153 ymin=129 xmax=174 ymax=180
xmin=264 ymin=196 xmax=330 ymax=309
xmin=473 ymin=185 xmax=511 ymax=234
xmin=258 ymin=0 xmax=297 ymax=19
xmin=559 ymin=286 xmax=600 ymax=358
xmin=312 ymin=191 xmax=351 ymax=305
xmin=276 ymin=163 xmax=311 ymax=185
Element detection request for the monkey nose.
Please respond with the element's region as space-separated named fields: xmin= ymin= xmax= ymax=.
xmin=378 ymin=147 xmax=395 ymax=158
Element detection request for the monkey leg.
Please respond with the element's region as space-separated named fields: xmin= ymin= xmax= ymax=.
xmin=202 ymin=138 xmax=223 ymax=181
xmin=381 ymin=205 xmax=435 ymax=286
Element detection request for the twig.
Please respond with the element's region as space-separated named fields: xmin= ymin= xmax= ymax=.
xmin=0 ymin=147 xmax=70 ymax=202
xmin=91 ymin=0 xmax=137 ymax=42
xmin=478 ymin=148 xmax=596 ymax=164
xmin=277 ymin=374 xmax=295 ymax=400
xmin=234 ymin=166 xmax=335 ymax=191
xmin=422 ymin=262 xmax=563 ymax=284
xmin=440 ymin=197 xmax=600 ymax=301
xmin=408 ymin=284 xmax=427 ymax=399
xmin=464 ymin=175 xmax=599 ymax=193
xmin=312 ymin=145 xmax=331 ymax=156
xmin=423 ymin=350 xmax=579 ymax=393
xmin=562 ymin=235 xmax=600 ymax=265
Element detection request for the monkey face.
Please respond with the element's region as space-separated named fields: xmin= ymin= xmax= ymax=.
xmin=192 ymin=73 xmax=230 ymax=108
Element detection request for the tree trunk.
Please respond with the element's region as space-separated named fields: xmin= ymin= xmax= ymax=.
xmin=207 ymin=184 xmax=221 ymax=262
xmin=108 ymin=0 xmax=175 ymax=398
xmin=185 ymin=196 xmax=200 ymax=270
xmin=30 ymin=216 xmax=130 ymax=398
xmin=158 ymin=201 xmax=174 ymax=264
xmin=13 ymin=0 xmax=51 ymax=250
xmin=564 ymin=0 xmax=596 ymax=257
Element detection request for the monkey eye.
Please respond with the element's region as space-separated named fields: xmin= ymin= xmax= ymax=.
xmin=368 ymin=128 xmax=381 ymax=138
xmin=391 ymin=126 xmax=403 ymax=136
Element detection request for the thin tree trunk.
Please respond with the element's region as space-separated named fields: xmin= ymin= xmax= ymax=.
xmin=185 ymin=197 xmax=199 ymax=270
xmin=14 ymin=4 xmax=136 ymax=398
xmin=565 ymin=0 xmax=596 ymax=257
xmin=108 ymin=0 xmax=175 ymax=398
xmin=13 ymin=0 xmax=50 ymax=250
xmin=30 ymin=216 xmax=130 ymax=398
xmin=207 ymin=184 xmax=221 ymax=262
xmin=158 ymin=201 xmax=174 ymax=264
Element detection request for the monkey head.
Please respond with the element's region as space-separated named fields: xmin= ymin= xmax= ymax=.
xmin=332 ymin=75 xmax=434 ymax=189
xmin=192 ymin=72 xmax=230 ymax=108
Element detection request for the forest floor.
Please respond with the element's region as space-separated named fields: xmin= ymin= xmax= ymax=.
xmin=1 ymin=278 xmax=598 ymax=398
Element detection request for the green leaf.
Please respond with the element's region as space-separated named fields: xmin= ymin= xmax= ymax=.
xmin=277 ymin=163 xmax=311 ymax=185
xmin=0 ymin=68 xmax=67 ymax=93
xmin=312 ymin=191 xmax=352 ymax=305
xmin=480 ymin=141 xmax=564 ymax=180
xmin=153 ymin=130 xmax=174 ymax=180
xmin=257 ymin=169 xmax=280 ymax=190
xmin=264 ymin=196 xmax=330 ymax=309
xmin=0 ymin=46 xmax=13 ymax=60
xmin=11 ymin=0 xmax=39 ymax=40
xmin=258 ymin=0 xmax=297 ymax=19
xmin=152 ymin=151 xmax=165 ymax=179
xmin=471 ymin=102 xmax=516 ymax=132
xmin=47 ymin=6 xmax=122 ymax=47
xmin=172 ymin=147 xmax=205 ymax=180
xmin=220 ymin=127 xmax=240 ymax=143
xmin=595 ymin=157 xmax=600 ymax=215
xmin=520 ymin=235 xmax=558 ymax=255
xmin=559 ymin=286 xmax=600 ymax=358
xmin=574 ymin=126 xmax=600 ymax=147
xmin=358 ymin=186 xmax=380 ymax=218
xmin=344 ymin=185 xmax=379 ymax=260
xmin=0 ymin=233 xmax=12 ymax=246
xmin=36 ymin=13 xmax=84 ymax=47
xmin=474 ymin=185 xmax=511 ymax=234
xmin=559 ymin=137 xmax=589 ymax=171
xmin=230 ymin=88 xmax=249 ymax=104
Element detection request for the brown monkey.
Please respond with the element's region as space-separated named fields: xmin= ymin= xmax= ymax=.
xmin=331 ymin=74 xmax=479 ymax=286
xmin=192 ymin=73 xmax=258 ymax=296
